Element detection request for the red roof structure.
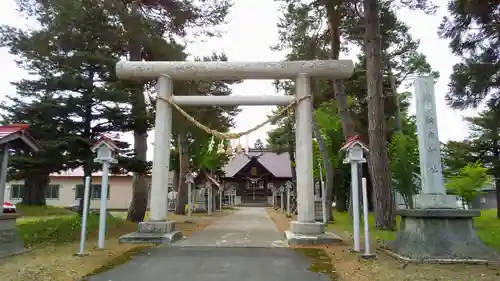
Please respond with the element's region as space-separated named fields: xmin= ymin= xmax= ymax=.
xmin=340 ymin=135 xmax=369 ymax=151
xmin=0 ymin=124 xmax=40 ymax=151
xmin=91 ymin=134 xmax=119 ymax=152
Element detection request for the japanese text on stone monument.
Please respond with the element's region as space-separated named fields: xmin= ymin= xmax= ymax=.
xmin=416 ymin=77 xmax=445 ymax=193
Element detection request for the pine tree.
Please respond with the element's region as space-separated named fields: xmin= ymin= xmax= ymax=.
xmin=171 ymin=53 xmax=240 ymax=215
xmin=0 ymin=96 xmax=74 ymax=205
xmin=273 ymin=0 xmax=437 ymax=227
xmin=122 ymin=0 xmax=232 ymax=221
xmin=254 ymin=139 xmax=265 ymax=149
xmin=439 ymin=0 xmax=500 ymax=109
xmin=267 ymin=116 xmax=297 ymax=184
xmin=0 ymin=0 xmax=131 ymax=206
xmin=438 ymin=0 xmax=500 ymax=217
xmin=463 ymin=107 xmax=500 ymax=217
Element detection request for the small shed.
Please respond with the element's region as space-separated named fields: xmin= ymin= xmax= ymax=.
xmin=0 ymin=124 xmax=40 ymax=258
xmin=0 ymin=124 xmax=40 ymax=152
xmin=0 ymin=124 xmax=41 ymax=209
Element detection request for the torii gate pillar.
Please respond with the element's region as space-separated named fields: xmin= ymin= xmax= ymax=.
xmin=116 ymin=60 xmax=353 ymax=245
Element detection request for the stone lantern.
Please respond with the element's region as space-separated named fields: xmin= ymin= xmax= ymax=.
xmin=90 ymin=134 xmax=118 ymax=249
xmin=340 ymin=135 xmax=368 ymax=252
xmin=91 ymin=135 xmax=119 ymax=164
xmin=185 ymin=172 xmax=194 ymax=217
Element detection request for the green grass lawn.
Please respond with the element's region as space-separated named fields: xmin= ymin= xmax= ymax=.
xmin=15 ymin=204 xmax=76 ymax=224
xmin=328 ymin=209 xmax=500 ymax=250
xmin=473 ymin=209 xmax=500 ymax=249
xmin=11 ymin=205 xmax=137 ymax=247
xmin=15 ymin=204 xmax=75 ymax=217
xmin=17 ymin=213 xmax=137 ymax=247
xmin=16 ymin=214 xmax=75 ymax=224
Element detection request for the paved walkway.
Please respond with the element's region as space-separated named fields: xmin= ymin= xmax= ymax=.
xmin=174 ymin=206 xmax=286 ymax=247
xmin=89 ymin=207 xmax=330 ymax=281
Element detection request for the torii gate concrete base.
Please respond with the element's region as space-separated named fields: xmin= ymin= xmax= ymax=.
xmin=116 ymin=60 xmax=353 ymax=246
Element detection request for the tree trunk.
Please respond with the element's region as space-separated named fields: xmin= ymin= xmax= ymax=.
xmin=388 ymin=74 xmax=403 ymax=132
xmin=333 ymin=80 xmax=356 ymax=139
xmin=126 ymin=129 xmax=149 ymax=223
xmin=326 ymin=3 xmax=362 ymax=218
xmin=22 ymin=173 xmax=48 ymax=205
xmin=172 ymin=170 xmax=179 ymax=192
xmin=127 ymin=173 xmax=149 ymax=222
xmin=325 ymin=3 xmax=356 ymax=139
xmin=287 ymin=140 xmax=297 ymax=185
xmin=387 ymin=63 xmax=402 ymax=132
xmin=175 ymin=133 xmax=189 ymax=214
xmin=495 ymin=178 xmax=500 ymax=218
xmin=125 ymin=62 xmax=149 ymax=222
xmin=364 ymin=0 xmax=396 ymax=230
xmin=286 ymin=120 xmax=297 ymax=184
xmin=312 ymin=117 xmax=334 ymax=222
xmin=334 ymin=167 xmax=348 ymax=212
xmin=127 ymin=129 xmax=149 ymax=222
xmin=79 ymin=162 xmax=93 ymax=216
xmin=124 ymin=0 xmax=150 ymax=223
xmin=78 ymin=92 xmax=94 ymax=217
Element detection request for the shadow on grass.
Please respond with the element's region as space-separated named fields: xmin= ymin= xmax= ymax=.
xmin=294 ymin=248 xmax=339 ymax=281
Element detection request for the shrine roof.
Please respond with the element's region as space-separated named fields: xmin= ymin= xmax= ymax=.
xmin=223 ymin=149 xmax=292 ymax=178
xmin=0 ymin=124 xmax=40 ymax=151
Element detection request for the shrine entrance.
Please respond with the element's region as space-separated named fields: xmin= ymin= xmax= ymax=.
xmin=243 ymin=161 xmax=268 ymax=203
xmin=233 ymin=153 xmax=274 ymax=204
xmin=116 ymin=59 xmax=354 ymax=245
xmin=244 ymin=178 xmax=266 ymax=203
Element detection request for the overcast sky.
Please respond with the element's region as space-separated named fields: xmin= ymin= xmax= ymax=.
xmin=0 ymin=0 xmax=478 ymax=160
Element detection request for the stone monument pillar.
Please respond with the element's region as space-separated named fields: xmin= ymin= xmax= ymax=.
xmin=387 ymin=76 xmax=500 ymax=262
xmin=412 ymin=76 xmax=456 ymax=208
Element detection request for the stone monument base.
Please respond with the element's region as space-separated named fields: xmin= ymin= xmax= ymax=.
xmin=386 ymin=209 xmax=500 ymax=263
xmin=0 ymin=214 xmax=28 ymax=258
xmin=284 ymin=221 xmax=342 ymax=246
xmin=413 ymin=194 xmax=458 ymax=209
xmin=119 ymin=220 xmax=183 ymax=244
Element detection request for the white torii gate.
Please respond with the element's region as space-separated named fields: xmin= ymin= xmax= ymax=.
xmin=116 ymin=60 xmax=354 ymax=245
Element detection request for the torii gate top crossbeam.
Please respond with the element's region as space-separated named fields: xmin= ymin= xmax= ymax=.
xmin=116 ymin=60 xmax=354 ymax=80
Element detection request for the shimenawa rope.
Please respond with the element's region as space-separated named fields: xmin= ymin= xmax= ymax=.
xmin=157 ymin=94 xmax=310 ymax=140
